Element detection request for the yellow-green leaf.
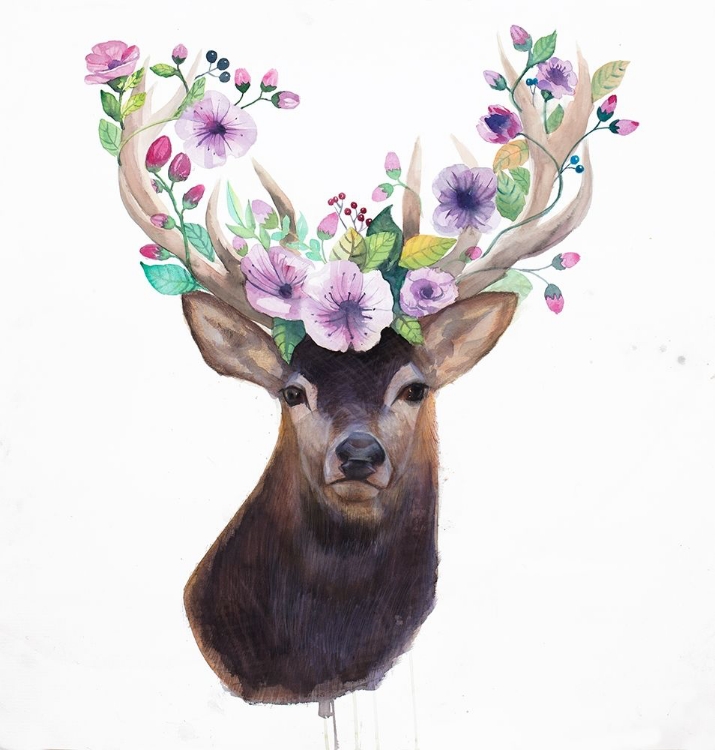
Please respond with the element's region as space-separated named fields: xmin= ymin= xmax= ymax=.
xmin=493 ymin=139 xmax=529 ymax=173
xmin=121 ymin=92 xmax=146 ymax=118
xmin=546 ymin=103 xmax=564 ymax=134
xmin=330 ymin=227 xmax=367 ymax=262
xmin=399 ymin=234 xmax=456 ymax=270
xmin=362 ymin=232 xmax=397 ymax=271
xmin=591 ymin=60 xmax=630 ymax=102
xmin=392 ymin=314 xmax=424 ymax=345
xmin=495 ymin=172 xmax=526 ymax=221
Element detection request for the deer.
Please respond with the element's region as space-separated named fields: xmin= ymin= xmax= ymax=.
xmin=115 ymin=47 xmax=594 ymax=707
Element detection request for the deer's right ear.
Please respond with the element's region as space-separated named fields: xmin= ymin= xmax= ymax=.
xmin=182 ymin=292 xmax=290 ymax=394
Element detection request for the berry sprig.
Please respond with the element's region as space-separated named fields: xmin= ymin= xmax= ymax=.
xmin=326 ymin=192 xmax=372 ymax=234
xmin=198 ymin=49 xmax=232 ymax=83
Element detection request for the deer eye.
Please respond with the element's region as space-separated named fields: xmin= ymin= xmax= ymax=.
xmin=399 ymin=383 xmax=428 ymax=403
xmin=282 ymin=386 xmax=306 ymax=407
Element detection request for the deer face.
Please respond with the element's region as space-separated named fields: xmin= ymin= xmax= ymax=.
xmin=182 ymin=290 xmax=516 ymax=523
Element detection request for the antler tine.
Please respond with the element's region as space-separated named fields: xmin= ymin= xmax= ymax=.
xmin=402 ymin=138 xmax=422 ymax=242
xmin=252 ymin=159 xmax=298 ymax=244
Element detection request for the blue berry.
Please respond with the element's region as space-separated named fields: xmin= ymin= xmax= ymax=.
xmin=575 ymin=164 xmax=585 ymax=174
xmin=217 ymin=57 xmax=230 ymax=71
xmin=570 ymin=155 xmax=580 ymax=165
xmin=219 ymin=71 xmax=230 ymax=83
xmin=206 ymin=50 xmax=218 ymax=63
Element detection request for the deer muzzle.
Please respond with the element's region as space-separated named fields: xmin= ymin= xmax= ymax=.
xmin=335 ymin=432 xmax=386 ymax=481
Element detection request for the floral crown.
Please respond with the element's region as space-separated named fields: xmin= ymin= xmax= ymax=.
xmin=86 ymin=27 xmax=637 ymax=361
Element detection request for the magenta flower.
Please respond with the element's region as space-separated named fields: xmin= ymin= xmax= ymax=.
xmin=385 ymin=152 xmax=401 ymax=179
xmin=85 ymin=40 xmax=140 ymax=84
xmin=510 ymin=25 xmax=531 ymax=51
xmin=145 ymin=136 xmax=172 ymax=173
xmin=175 ymin=91 xmax=257 ymax=169
xmin=465 ymin=246 xmax=483 ymax=261
xmin=552 ymin=252 xmax=580 ymax=269
xmin=544 ymin=283 xmax=564 ymax=314
xmin=261 ymin=69 xmax=278 ymax=91
xmin=609 ymin=119 xmax=639 ymax=135
xmin=241 ymin=245 xmax=312 ymax=320
xmin=536 ymin=58 xmax=578 ymax=99
xmin=432 ymin=164 xmax=498 ymax=235
xmin=182 ymin=185 xmax=205 ymax=210
xmin=168 ymin=153 xmax=191 ymax=182
xmin=172 ymin=44 xmax=188 ymax=65
xmin=477 ymin=105 xmax=522 ymax=144
xmin=317 ymin=212 xmax=339 ymax=240
xmin=303 ymin=261 xmax=394 ymax=352
xmin=597 ymin=94 xmax=617 ymax=121
xmin=372 ymin=184 xmax=394 ymax=202
xmin=151 ymin=213 xmax=176 ymax=230
xmin=272 ymin=91 xmax=300 ymax=109
xmin=140 ymin=244 xmax=170 ymax=260
xmin=400 ymin=268 xmax=458 ymax=318
xmin=235 ymin=68 xmax=251 ymax=93
xmin=483 ymin=70 xmax=507 ymax=91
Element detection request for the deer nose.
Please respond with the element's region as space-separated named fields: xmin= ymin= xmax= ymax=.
xmin=336 ymin=432 xmax=386 ymax=481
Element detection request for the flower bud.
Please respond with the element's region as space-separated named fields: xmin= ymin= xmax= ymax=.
xmin=182 ymin=185 xmax=205 ymax=210
xmin=234 ymin=68 xmax=251 ymax=93
xmin=483 ymin=70 xmax=508 ymax=91
xmin=172 ymin=44 xmax=188 ymax=65
xmin=145 ymin=136 xmax=172 ymax=173
xmin=150 ymin=213 xmax=176 ymax=230
xmin=597 ymin=94 xmax=617 ymax=122
xmin=384 ymin=151 xmax=401 ymax=179
xmin=232 ymin=235 xmax=248 ymax=255
xmin=168 ymin=153 xmax=191 ymax=182
xmin=251 ymin=199 xmax=277 ymax=227
xmin=261 ymin=68 xmax=278 ymax=91
xmin=510 ymin=25 xmax=532 ymax=52
xmin=317 ymin=212 xmax=339 ymax=240
xmin=544 ymin=283 xmax=564 ymax=314
xmin=552 ymin=252 xmax=580 ymax=270
xmin=464 ymin=246 xmax=483 ymax=261
xmin=609 ymin=119 xmax=639 ymax=136
xmin=372 ymin=183 xmax=394 ymax=202
xmin=271 ymin=91 xmax=300 ymax=109
xmin=151 ymin=179 xmax=163 ymax=194
xmin=140 ymin=243 xmax=171 ymax=260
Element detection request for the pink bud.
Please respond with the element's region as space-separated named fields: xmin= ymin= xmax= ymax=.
xmin=234 ymin=67 xmax=251 ymax=92
xmin=261 ymin=68 xmax=278 ymax=90
xmin=271 ymin=91 xmax=300 ymax=109
xmin=317 ymin=212 xmax=339 ymax=240
xmin=544 ymin=283 xmax=564 ymax=314
xmin=182 ymin=185 xmax=205 ymax=210
xmin=140 ymin=243 xmax=170 ymax=260
xmin=150 ymin=213 xmax=176 ymax=230
xmin=510 ymin=25 xmax=531 ymax=50
xmin=372 ymin=184 xmax=393 ymax=202
xmin=150 ymin=179 xmax=163 ymax=194
xmin=610 ymin=119 xmax=639 ymax=136
xmin=232 ymin=236 xmax=248 ymax=254
xmin=145 ymin=136 xmax=172 ymax=173
xmin=172 ymin=44 xmax=188 ymax=64
xmin=384 ymin=151 xmax=401 ymax=176
xmin=601 ymin=95 xmax=617 ymax=115
xmin=560 ymin=252 xmax=580 ymax=268
xmin=168 ymin=153 xmax=191 ymax=182
xmin=465 ymin=246 xmax=483 ymax=261
xmin=251 ymin=199 xmax=275 ymax=224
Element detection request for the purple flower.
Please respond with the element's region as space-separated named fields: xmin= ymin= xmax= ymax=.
xmin=400 ymin=268 xmax=458 ymax=318
xmin=544 ymin=283 xmax=564 ymax=314
xmin=432 ymin=164 xmax=498 ymax=235
xmin=182 ymin=185 xmax=205 ymax=209
xmin=303 ymin=261 xmax=394 ymax=352
xmin=168 ymin=153 xmax=191 ymax=182
xmin=477 ymin=105 xmax=522 ymax=144
xmin=271 ymin=91 xmax=300 ymax=109
xmin=552 ymin=252 xmax=580 ymax=270
xmin=172 ymin=44 xmax=188 ymax=65
xmin=241 ymin=245 xmax=312 ymax=320
xmin=609 ymin=119 xmax=639 ymax=135
xmin=317 ymin=212 xmax=339 ymax=240
xmin=145 ymin=136 xmax=172 ymax=173
xmin=372 ymin=184 xmax=394 ymax=202
xmin=85 ymin=40 xmax=140 ymax=84
xmin=483 ymin=70 xmax=507 ymax=91
xmin=175 ymin=91 xmax=257 ymax=169
xmin=536 ymin=58 xmax=578 ymax=99
xmin=510 ymin=25 xmax=531 ymax=51
xmin=235 ymin=68 xmax=251 ymax=93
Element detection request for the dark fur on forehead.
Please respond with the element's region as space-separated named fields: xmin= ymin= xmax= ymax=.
xmin=292 ymin=329 xmax=415 ymax=411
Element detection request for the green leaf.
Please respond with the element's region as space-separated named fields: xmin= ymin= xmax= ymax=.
xmin=496 ymin=172 xmax=526 ymax=221
xmin=226 ymin=182 xmax=243 ymax=225
xmin=530 ymin=31 xmax=557 ymax=66
xmin=259 ymin=226 xmax=271 ymax=249
xmin=399 ymin=234 xmax=456 ymax=270
xmin=98 ymin=119 xmax=121 ymax=157
xmin=121 ymin=92 xmax=146 ymax=118
xmin=175 ymin=77 xmax=206 ymax=117
xmin=366 ymin=206 xmax=403 ymax=269
xmin=282 ymin=215 xmax=291 ymax=235
xmin=150 ymin=63 xmax=177 ymax=78
xmin=272 ymin=319 xmax=306 ymax=362
xmin=141 ymin=262 xmax=200 ymax=295
xmin=296 ymin=213 xmax=309 ymax=243
xmin=330 ymin=228 xmax=367 ymax=262
xmin=125 ymin=67 xmax=145 ymax=89
xmin=493 ymin=139 xmax=529 ymax=172
xmin=362 ymin=232 xmax=397 ymax=271
xmin=229 ymin=225 xmax=257 ymax=240
xmin=100 ymin=90 xmax=121 ymax=122
xmin=184 ymin=223 xmax=215 ymax=261
xmin=510 ymin=166 xmax=531 ymax=195
xmin=545 ymin=103 xmax=564 ymax=134
xmin=244 ymin=202 xmax=256 ymax=231
xmin=107 ymin=76 xmax=127 ymax=93
xmin=591 ymin=60 xmax=630 ymax=101
xmin=483 ymin=269 xmax=533 ymax=302
xmin=392 ymin=314 xmax=424 ymax=345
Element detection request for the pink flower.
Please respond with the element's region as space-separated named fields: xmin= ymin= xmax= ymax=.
xmin=150 ymin=213 xmax=176 ymax=230
xmin=477 ymin=105 xmax=522 ymax=144
xmin=272 ymin=91 xmax=300 ymax=109
xmin=182 ymin=185 xmax=205 ymax=209
xmin=261 ymin=69 xmax=278 ymax=91
xmin=168 ymin=153 xmax=191 ymax=182
xmin=510 ymin=25 xmax=531 ymax=51
xmin=251 ymin=199 xmax=276 ymax=225
xmin=483 ymin=70 xmax=507 ymax=91
xmin=317 ymin=212 xmax=339 ymax=240
xmin=465 ymin=246 xmax=483 ymax=261
xmin=303 ymin=261 xmax=394 ymax=352
xmin=172 ymin=44 xmax=188 ymax=65
xmin=400 ymin=268 xmax=458 ymax=318
xmin=145 ymin=136 xmax=172 ymax=173
xmin=536 ymin=58 xmax=578 ymax=99
xmin=140 ymin=244 xmax=170 ymax=260
xmin=235 ymin=68 xmax=251 ymax=93
xmin=598 ymin=94 xmax=617 ymax=121
xmin=609 ymin=119 xmax=639 ymax=136
xmin=552 ymin=252 xmax=580 ymax=269
xmin=384 ymin=152 xmax=401 ymax=178
xmin=544 ymin=283 xmax=564 ymax=314
xmin=241 ymin=245 xmax=312 ymax=320
xmin=175 ymin=91 xmax=257 ymax=169
xmin=85 ymin=40 xmax=140 ymax=84
xmin=372 ymin=184 xmax=393 ymax=202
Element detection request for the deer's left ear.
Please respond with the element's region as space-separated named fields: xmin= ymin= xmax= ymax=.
xmin=419 ymin=292 xmax=518 ymax=389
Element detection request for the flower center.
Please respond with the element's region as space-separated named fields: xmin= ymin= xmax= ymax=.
xmin=485 ymin=113 xmax=509 ymax=133
xmin=421 ymin=285 xmax=435 ymax=299
xmin=278 ymin=283 xmax=293 ymax=299
xmin=107 ymin=59 xmax=123 ymax=70
xmin=455 ymin=187 xmax=478 ymax=210
xmin=208 ymin=121 xmax=227 ymax=136
xmin=548 ymin=66 xmax=567 ymax=86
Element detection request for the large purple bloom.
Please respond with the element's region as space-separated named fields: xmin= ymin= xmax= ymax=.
xmin=536 ymin=57 xmax=578 ymax=99
xmin=175 ymin=91 xmax=257 ymax=169
xmin=432 ymin=164 xmax=498 ymax=235
xmin=303 ymin=261 xmax=394 ymax=352
xmin=400 ymin=268 xmax=458 ymax=318
xmin=241 ymin=245 xmax=311 ymax=320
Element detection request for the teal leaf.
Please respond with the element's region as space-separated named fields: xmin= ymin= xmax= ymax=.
xmin=546 ymin=103 xmax=565 ymax=134
xmin=141 ymin=262 xmax=200 ymax=295
xmin=121 ymin=92 xmax=146 ymax=118
xmin=530 ymin=31 xmax=557 ymax=66
xmin=98 ymin=119 xmax=121 ymax=157
xmin=150 ymin=63 xmax=177 ymax=78
xmin=483 ymin=269 xmax=533 ymax=302
xmin=510 ymin=166 xmax=531 ymax=195
xmin=259 ymin=226 xmax=271 ymax=249
xmin=226 ymin=183 xmax=243 ymax=225
xmin=392 ymin=314 xmax=424 ymax=345
xmin=100 ymin=90 xmax=121 ymax=122
xmin=296 ymin=213 xmax=309 ymax=243
xmin=244 ymin=202 xmax=256 ymax=231
xmin=496 ymin=172 xmax=525 ymax=221
xmin=184 ymin=223 xmax=215 ymax=261
xmin=272 ymin=319 xmax=306 ymax=362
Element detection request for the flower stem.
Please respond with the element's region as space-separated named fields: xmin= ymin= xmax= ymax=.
xmin=543 ymin=100 xmax=548 ymax=132
xmin=241 ymin=94 xmax=266 ymax=109
xmin=156 ymin=174 xmax=192 ymax=274
xmin=175 ymin=65 xmax=190 ymax=95
xmin=234 ymin=90 xmax=246 ymax=107
xmin=559 ymin=124 xmax=605 ymax=171
xmin=119 ymin=115 xmax=178 ymax=154
xmin=509 ymin=65 xmax=534 ymax=113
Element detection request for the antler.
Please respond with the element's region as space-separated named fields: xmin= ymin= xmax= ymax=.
xmin=117 ymin=58 xmax=272 ymax=328
xmin=454 ymin=47 xmax=595 ymax=299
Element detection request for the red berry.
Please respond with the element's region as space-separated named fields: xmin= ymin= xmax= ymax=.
xmin=350 ymin=201 xmax=358 ymax=209
xmin=357 ymin=213 xmax=365 ymax=221
xmin=344 ymin=208 xmax=352 ymax=215
xmin=338 ymin=192 xmax=346 ymax=200
xmin=359 ymin=207 xmax=367 ymax=214
xmin=365 ymin=218 xmax=372 ymax=226
xmin=328 ymin=198 xmax=334 ymax=206
xmin=333 ymin=195 xmax=339 ymax=203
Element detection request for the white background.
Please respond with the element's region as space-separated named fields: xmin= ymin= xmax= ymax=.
xmin=1 ymin=1 xmax=713 ymax=748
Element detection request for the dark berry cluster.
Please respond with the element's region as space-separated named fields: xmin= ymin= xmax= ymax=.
xmin=327 ymin=193 xmax=372 ymax=228
xmin=205 ymin=50 xmax=231 ymax=83
xmin=525 ymin=77 xmax=538 ymax=87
